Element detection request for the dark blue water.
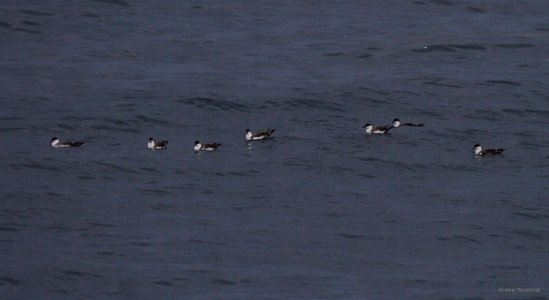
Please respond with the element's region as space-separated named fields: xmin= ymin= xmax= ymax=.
xmin=1 ymin=1 xmax=548 ymax=299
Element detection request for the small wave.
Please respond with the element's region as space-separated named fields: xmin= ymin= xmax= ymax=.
xmin=0 ymin=127 xmax=26 ymax=132
xmin=56 ymin=123 xmax=75 ymax=130
xmin=412 ymin=45 xmax=455 ymax=53
xmin=188 ymin=238 xmax=217 ymax=245
xmin=21 ymin=21 xmax=41 ymax=26
xmin=501 ymin=108 xmax=526 ymax=116
xmin=96 ymin=251 xmax=117 ymax=256
xmin=151 ymin=280 xmax=174 ymax=286
xmin=12 ymin=28 xmax=41 ymax=34
xmin=352 ymin=156 xmax=382 ymax=163
xmin=140 ymin=167 xmax=160 ymax=173
xmin=18 ymin=9 xmax=54 ymax=16
xmin=359 ymin=87 xmax=390 ymax=96
xmin=63 ymin=115 xmax=141 ymax=133
xmin=463 ymin=109 xmax=502 ymax=121
xmin=61 ymin=270 xmax=102 ymax=279
xmin=513 ymin=212 xmax=549 ymax=220
xmin=411 ymin=44 xmax=485 ymax=53
xmin=0 ymin=276 xmax=21 ymax=286
xmin=283 ymin=98 xmax=344 ymax=112
xmin=431 ymin=0 xmax=455 ymax=6
xmin=133 ymin=115 xmax=172 ymax=126
xmin=402 ymin=278 xmax=451 ymax=288
xmin=93 ymin=161 xmax=140 ymax=174
xmin=451 ymin=44 xmax=485 ymax=50
xmin=90 ymin=0 xmax=130 ymax=7
xmin=0 ymin=226 xmax=20 ymax=232
xmin=431 ymin=163 xmax=478 ymax=172
xmin=226 ymin=170 xmax=261 ymax=177
xmin=149 ymin=203 xmax=175 ymax=210
xmin=90 ymin=125 xmax=112 ymax=130
xmin=423 ymin=81 xmax=463 ymax=88
xmin=467 ymin=6 xmax=486 ymax=13
xmin=485 ymin=265 xmax=520 ymax=270
xmin=81 ymin=13 xmax=100 ymax=18
xmin=210 ymin=278 xmax=236 ymax=285
xmin=12 ymin=161 xmax=61 ymax=172
xmin=524 ymin=109 xmax=549 ymax=117
xmin=138 ymin=189 xmax=171 ymax=196
xmin=325 ymin=212 xmax=349 ymax=218
xmin=436 ymin=235 xmax=480 ymax=244
xmin=357 ymin=53 xmax=372 ymax=59
xmin=514 ymin=229 xmax=548 ymax=240
xmin=339 ymin=233 xmax=365 ymax=239
xmin=481 ymin=80 xmax=521 ymax=86
xmin=130 ymin=241 xmax=151 ymax=246
xmin=409 ymin=107 xmax=445 ymax=117
xmin=88 ymin=222 xmax=115 ymax=228
xmin=492 ymin=43 xmax=533 ymax=49
xmin=502 ymin=108 xmax=549 ymax=118
xmin=0 ymin=21 xmax=11 ymax=28
xmin=49 ymin=289 xmax=71 ymax=295
xmin=45 ymin=225 xmax=73 ymax=232
xmin=179 ymin=97 xmax=250 ymax=113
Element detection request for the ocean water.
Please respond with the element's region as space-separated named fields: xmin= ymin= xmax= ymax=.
xmin=1 ymin=0 xmax=548 ymax=299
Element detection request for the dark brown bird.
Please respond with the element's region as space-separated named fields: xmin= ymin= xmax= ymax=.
xmin=194 ymin=140 xmax=222 ymax=151
xmin=50 ymin=137 xmax=84 ymax=148
xmin=246 ymin=128 xmax=276 ymax=141
xmin=148 ymin=137 xmax=168 ymax=150
xmin=473 ymin=144 xmax=505 ymax=156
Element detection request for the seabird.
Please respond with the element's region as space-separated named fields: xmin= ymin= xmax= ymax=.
xmin=50 ymin=137 xmax=84 ymax=148
xmin=391 ymin=118 xmax=424 ymax=128
xmin=148 ymin=137 xmax=168 ymax=150
xmin=245 ymin=128 xmax=276 ymax=141
xmin=362 ymin=123 xmax=391 ymax=134
xmin=473 ymin=144 xmax=505 ymax=156
xmin=194 ymin=140 xmax=221 ymax=151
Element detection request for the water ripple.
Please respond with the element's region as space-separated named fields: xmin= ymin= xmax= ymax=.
xmin=492 ymin=43 xmax=534 ymax=49
xmin=90 ymin=0 xmax=130 ymax=7
xmin=0 ymin=276 xmax=22 ymax=286
xmin=283 ymin=98 xmax=344 ymax=112
xmin=179 ymin=97 xmax=251 ymax=112
xmin=481 ymin=80 xmax=521 ymax=86
xmin=411 ymin=44 xmax=485 ymax=53
xmin=18 ymin=9 xmax=55 ymax=16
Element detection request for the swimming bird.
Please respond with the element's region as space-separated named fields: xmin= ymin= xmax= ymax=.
xmin=362 ymin=123 xmax=391 ymax=134
xmin=50 ymin=137 xmax=84 ymax=148
xmin=473 ymin=144 xmax=505 ymax=156
xmin=194 ymin=140 xmax=221 ymax=151
xmin=391 ymin=118 xmax=424 ymax=128
xmin=245 ymin=128 xmax=276 ymax=141
xmin=148 ymin=137 xmax=168 ymax=150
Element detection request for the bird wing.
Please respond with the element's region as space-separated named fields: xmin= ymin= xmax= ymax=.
xmin=203 ymin=143 xmax=221 ymax=148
